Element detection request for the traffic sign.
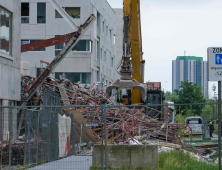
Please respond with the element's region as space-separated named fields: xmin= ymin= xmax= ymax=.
xmin=86 ymin=124 xmax=98 ymax=127
xmin=207 ymin=47 xmax=222 ymax=81
xmin=207 ymin=47 xmax=222 ymax=169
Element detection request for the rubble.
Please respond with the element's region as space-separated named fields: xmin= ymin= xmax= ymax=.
xmin=21 ymin=75 xmax=113 ymax=106
xmin=20 ymin=75 xmax=193 ymax=147
xmin=0 ymin=140 xmax=46 ymax=165
xmin=0 ymin=75 xmax=211 ymax=165
xmin=21 ymin=74 xmax=219 ymax=163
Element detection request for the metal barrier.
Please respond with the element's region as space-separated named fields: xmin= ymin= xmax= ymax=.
xmin=0 ymin=102 xmax=221 ymax=170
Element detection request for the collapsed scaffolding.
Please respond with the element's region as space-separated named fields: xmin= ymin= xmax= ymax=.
xmin=21 ymin=75 xmax=192 ymax=147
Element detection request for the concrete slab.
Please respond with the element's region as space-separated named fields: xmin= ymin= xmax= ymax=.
xmin=93 ymin=145 xmax=158 ymax=169
xmin=29 ymin=156 xmax=92 ymax=170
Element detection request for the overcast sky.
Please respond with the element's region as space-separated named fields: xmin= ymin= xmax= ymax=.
xmin=107 ymin=0 xmax=222 ymax=98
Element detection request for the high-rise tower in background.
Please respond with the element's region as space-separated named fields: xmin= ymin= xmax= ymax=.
xmin=172 ymin=56 xmax=208 ymax=98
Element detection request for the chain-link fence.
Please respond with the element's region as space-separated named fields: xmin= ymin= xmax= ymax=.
xmin=0 ymin=102 xmax=221 ymax=170
xmin=0 ymin=105 xmax=105 ymax=170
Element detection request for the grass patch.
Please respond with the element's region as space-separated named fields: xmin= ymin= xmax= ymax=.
xmin=90 ymin=150 xmax=218 ymax=170
xmin=183 ymin=139 xmax=218 ymax=143
xmin=214 ymin=125 xmax=218 ymax=135
xmin=25 ymin=160 xmax=46 ymax=169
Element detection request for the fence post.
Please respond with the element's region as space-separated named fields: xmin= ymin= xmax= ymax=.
xmin=0 ymin=105 xmax=3 ymax=169
xmin=101 ymin=105 xmax=104 ymax=170
xmin=79 ymin=120 xmax=83 ymax=151
xmin=36 ymin=111 xmax=40 ymax=165
xmin=23 ymin=110 xmax=27 ymax=167
xmin=104 ymin=105 xmax=108 ymax=170
xmin=27 ymin=111 xmax=31 ymax=165
xmin=8 ymin=106 xmax=12 ymax=170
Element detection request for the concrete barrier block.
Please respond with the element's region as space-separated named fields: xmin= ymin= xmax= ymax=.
xmin=92 ymin=145 xmax=158 ymax=169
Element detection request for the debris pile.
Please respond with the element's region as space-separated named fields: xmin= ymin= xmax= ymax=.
xmin=80 ymin=106 xmax=192 ymax=145
xmin=21 ymin=75 xmax=113 ymax=106
xmin=0 ymin=140 xmax=46 ymax=165
xmin=21 ymin=75 xmax=192 ymax=146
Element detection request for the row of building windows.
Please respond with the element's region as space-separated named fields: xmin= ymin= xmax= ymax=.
xmin=102 ymin=21 xmax=114 ymax=43
xmin=55 ymin=72 xmax=90 ymax=84
xmin=21 ymin=3 xmax=81 ymax=24
xmin=36 ymin=69 xmax=91 ymax=84
xmin=21 ymin=38 xmax=114 ymax=67
xmin=0 ymin=7 xmax=12 ymax=55
xmin=21 ymin=3 xmax=47 ymax=24
xmin=21 ymin=3 xmax=115 ymax=45
xmin=100 ymin=50 xmax=114 ymax=68
xmin=21 ymin=39 xmax=92 ymax=53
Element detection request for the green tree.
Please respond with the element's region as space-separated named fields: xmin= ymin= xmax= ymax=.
xmin=165 ymin=91 xmax=172 ymax=100
xmin=164 ymin=91 xmax=178 ymax=102
xmin=174 ymin=81 xmax=206 ymax=116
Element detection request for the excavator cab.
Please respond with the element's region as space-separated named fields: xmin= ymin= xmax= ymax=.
xmin=144 ymin=82 xmax=167 ymax=121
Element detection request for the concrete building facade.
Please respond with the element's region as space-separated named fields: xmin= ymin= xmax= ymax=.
xmin=172 ymin=56 xmax=208 ymax=98
xmin=0 ymin=0 xmax=21 ymax=140
xmin=21 ymin=0 xmax=116 ymax=91
xmin=114 ymin=8 xmax=123 ymax=80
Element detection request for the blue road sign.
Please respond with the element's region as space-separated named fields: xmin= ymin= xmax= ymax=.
xmin=215 ymin=54 xmax=222 ymax=64
xmin=86 ymin=124 xmax=98 ymax=127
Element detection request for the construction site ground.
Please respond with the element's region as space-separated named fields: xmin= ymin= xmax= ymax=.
xmin=89 ymin=149 xmax=218 ymax=170
xmin=27 ymin=156 xmax=92 ymax=170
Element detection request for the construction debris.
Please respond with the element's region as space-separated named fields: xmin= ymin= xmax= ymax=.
xmin=9 ymin=75 xmax=218 ymax=164
xmin=21 ymin=75 xmax=113 ymax=106
xmin=20 ymin=75 xmax=192 ymax=147
xmin=0 ymin=140 xmax=46 ymax=165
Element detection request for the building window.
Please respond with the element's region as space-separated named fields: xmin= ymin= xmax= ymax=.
xmin=56 ymin=7 xmax=80 ymax=18
xmin=37 ymin=3 xmax=46 ymax=24
xmin=109 ymin=29 xmax=111 ymax=40
xmin=55 ymin=35 xmax=64 ymax=56
xmin=114 ymin=34 xmax=115 ymax=44
xmin=21 ymin=3 xmax=29 ymax=23
xmin=104 ymin=51 xmax=106 ymax=61
xmin=55 ymin=72 xmax=90 ymax=84
xmin=103 ymin=22 xmax=104 ymax=32
xmin=21 ymin=40 xmax=46 ymax=51
xmin=72 ymin=40 xmax=91 ymax=52
xmin=0 ymin=7 xmax=12 ymax=55
xmin=101 ymin=49 xmax=102 ymax=59
xmin=106 ymin=26 xmax=108 ymax=36
xmin=55 ymin=39 xmax=91 ymax=55
xmin=111 ymin=57 xmax=113 ymax=67
xmin=36 ymin=68 xmax=43 ymax=77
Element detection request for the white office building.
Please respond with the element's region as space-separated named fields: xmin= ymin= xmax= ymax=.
xmin=21 ymin=0 xmax=116 ymax=91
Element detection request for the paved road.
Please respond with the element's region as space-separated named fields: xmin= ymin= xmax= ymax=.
xmin=29 ymin=156 xmax=92 ymax=170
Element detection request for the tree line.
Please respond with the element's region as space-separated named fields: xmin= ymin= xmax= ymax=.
xmin=165 ymin=81 xmax=214 ymax=117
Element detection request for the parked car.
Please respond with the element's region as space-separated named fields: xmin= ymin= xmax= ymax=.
xmin=185 ymin=116 xmax=203 ymax=135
